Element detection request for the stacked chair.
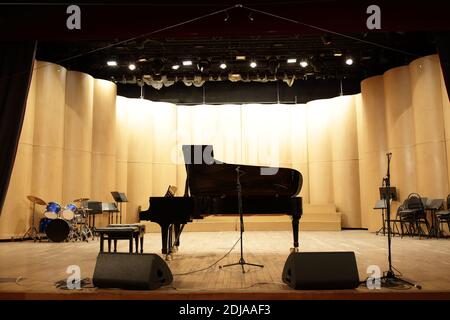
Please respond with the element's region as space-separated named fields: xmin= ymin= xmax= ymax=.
xmin=396 ymin=193 xmax=430 ymax=238
xmin=435 ymin=194 xmax=450 ymax=238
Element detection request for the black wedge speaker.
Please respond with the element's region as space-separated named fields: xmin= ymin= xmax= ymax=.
xmin=282 ymin=252 xmax=359 ymax=290
xmin=93 ymin=253 xmax=173 ymax=290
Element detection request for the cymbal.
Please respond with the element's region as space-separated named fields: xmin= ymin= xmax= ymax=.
xmin=27 ymin=195 xmax=47 ymax=206
xmin=73 ymin=198 xmax=89 ymax=203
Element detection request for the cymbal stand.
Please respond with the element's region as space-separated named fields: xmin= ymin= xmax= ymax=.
xmin=23 ymin=200 xmax=41 ymax=242
xmin=220 ymin=166 xmax=264 ymax=273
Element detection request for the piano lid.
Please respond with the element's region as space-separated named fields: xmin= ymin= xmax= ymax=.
xmin=182 ymin=145 xmax=302 ymax=198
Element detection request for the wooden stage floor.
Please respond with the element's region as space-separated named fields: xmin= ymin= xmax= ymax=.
xmin=1 ymin=230 xmax=450 ymax=300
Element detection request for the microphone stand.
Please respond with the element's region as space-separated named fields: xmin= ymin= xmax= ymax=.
xmin=381 ymin=153 xmax=421 ymax=289
xmin=220 ymin=166 xmax=264 ymax=273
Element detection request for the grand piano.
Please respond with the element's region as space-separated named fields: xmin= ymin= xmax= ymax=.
xmin=140 ymin=145 xmax=303 ymax=256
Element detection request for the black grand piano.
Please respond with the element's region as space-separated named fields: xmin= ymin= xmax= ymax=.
xmin=140 ymin=145 xmax=303 ymax=256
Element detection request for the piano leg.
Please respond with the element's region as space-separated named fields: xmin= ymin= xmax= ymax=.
xmin=160 ymin=223 xmax=170 ymax=255
xmin=168 ymin=224 xmax=174 ymax=253
xmin=292 ymin=214 xmax=300 ymax=252
xmin=174 ymin=223 xmax=181 ymax=247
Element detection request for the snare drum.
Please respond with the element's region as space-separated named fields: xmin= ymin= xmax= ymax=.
xmin=45 ymin=218 xmax=70 ymax=242
xmin=62 ymin=203 xmax=77 ymax=220
xmin=44 ymin=202 xmax=61 ymax=220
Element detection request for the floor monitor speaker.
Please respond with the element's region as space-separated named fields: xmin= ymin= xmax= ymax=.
xmin=93 ymin=252 xmax=173 ymax=290
xmin=282 ymin=252 xmax=359 ymax=290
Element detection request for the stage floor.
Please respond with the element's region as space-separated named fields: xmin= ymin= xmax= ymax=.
xmin=1 ymin=230 xmax=450 ymax=299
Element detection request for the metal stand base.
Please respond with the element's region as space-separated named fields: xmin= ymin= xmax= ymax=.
xmin=220 ymin=257 xmax=264 ymax=274
xmin=23 ymin=201 xmax=41 ymax=242
xmin=381 ymin=270 xmax=422 ymax=289
xmin=22 ymin=226 xmax=41 ymax=242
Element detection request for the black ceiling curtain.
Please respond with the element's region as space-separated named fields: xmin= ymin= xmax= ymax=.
xmin=437 ymin=33 xmax=450 ymax=101
xmin=0 ymin=42 xmax=36 ymax=215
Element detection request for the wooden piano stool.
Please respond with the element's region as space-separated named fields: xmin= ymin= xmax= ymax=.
xmin=96 ymin=224 xmax=145 ymax=254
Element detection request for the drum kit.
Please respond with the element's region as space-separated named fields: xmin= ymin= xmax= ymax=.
xmin=25 ymin=195 xmax=94 ymax=243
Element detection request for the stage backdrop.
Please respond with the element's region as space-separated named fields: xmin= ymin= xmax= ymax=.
xmin=0 ymin=54 xmax=449 ymax=238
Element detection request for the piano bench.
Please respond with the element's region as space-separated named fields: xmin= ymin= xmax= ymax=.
xmin=96 ymin=226 xmax=143 ymax=254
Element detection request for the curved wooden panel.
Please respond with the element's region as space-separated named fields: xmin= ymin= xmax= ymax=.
xmin=291 ymin=104 xmax=309 ymax=202
xmin=359 ymin=76 xmax=387 ymax=155
xmin=415 ymin=142 xmax=448 ymax=198
xmin=307 ymin=99 xmax=333 ymax=205
xmin=439 ymin=59 xmax=450 ymax=190
xmin=410 ymin=55 xmax=445 ymax=144
xmin=332 ymin=160 xmax=361 ymax=227
xmin=32 ymin=61 xmax=66 ymax=203
xmin=63 ymin=71 xmax=94 ymax=204
xmin=115 ymin=97 xmax=129 ymax=216
xmin=151 ymin=102 xmax=177 ymax=164
xmin=358 ymin=76 xmax=387 ymax=232
xmin=125 ymin=99 xmax=154 ymax=223
xmin=410 ymin=55 xmax=448 ymax=198
xmin=330 ymin=96 xmax=359 ymax=161
xmin=92 ymin=79 xmax=117 ymax=156
xmin=242 ymin=104 xmax=291 ymax=167
xmin=90 ymin=80 xmax=117 ymax=226
xmin=330 ymin=96 xmax=361 ymax=228
xmin=383 ymin=66 xmax=417 ymax=201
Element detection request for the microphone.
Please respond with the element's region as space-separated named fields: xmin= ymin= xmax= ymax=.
xmin=386 ymin=152 xmax=392 ymax=156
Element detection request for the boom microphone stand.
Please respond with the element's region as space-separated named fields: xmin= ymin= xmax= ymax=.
xmin=220 ymin=166 xmax=264 ymax=273
xmin=381 ymin=153 xmax=421 ymax=289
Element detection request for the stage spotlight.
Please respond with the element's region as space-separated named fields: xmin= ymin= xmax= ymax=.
xmin=334 ymin=52 xmax=343 ymax=57
xmin=182 ymin=60 xmax=193 ymax=66
xmin=299 ymin=60 xmax=308 ymax=68
xmin=345 ymin=58 xmax=354 ymax=65
xmin=172 ymin=64 xmax=180 ymax=70
xmin=236 ymin=55 xmax=246 ymax=61
xmin=128 ymin=64 xmax=136 ymax=71
xmin=138 ymin=58 xmax=147 ymax=62
xmin=107 ymin=60 xmax=117 ymax=67
xmin=287 ymin=58 xmax=297 ymax=64
xmin=219 ymin=63 xmax=227 ymax=70
xmin=250 ymin=61 xmax=257 ymax=68
xmin=197 ymin=60 xmax=210 ymax=72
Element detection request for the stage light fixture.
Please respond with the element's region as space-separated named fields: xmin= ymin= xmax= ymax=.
xmin=236 ymin=55 xmax=246 ymax=61
xmin=197 ymin=60 xmax=210 ymax=72
xmin=182 ymin=60 xmax=193 ymax=66
xmin=172 ymin=64 xmax=180 ymax=70
xmin=287 ymin=58 xmax=297 ymax=64
xmin=220 ymin=63 xmax=227 ymax=70
xmin=299 ymin=60 xmax=308 ymax=68
xmin=345 ymin=58 xmax=354 ymax=65
xmin=250 ymin=61 xmax=257 ymax=68
xmin=334 ymin=52 xmax=343 ymax=57
xmin=128 ymin=64 xmax=136 ymax=71
xmin=107 ymin=60 xmax=117 ymax=67
xmin=138 ymin=58 xmax=147 ymax=62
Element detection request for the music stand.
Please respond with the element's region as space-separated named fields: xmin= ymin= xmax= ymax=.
xmin=111 ymin=191 xmax=128 ymax=224
xmin=374 ymin=199 xmax=389 ymax=236
xmin=379 ymin=187 xmax=397 ymax=201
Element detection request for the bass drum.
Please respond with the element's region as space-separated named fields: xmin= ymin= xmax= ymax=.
xmin=45 ymin=219 xmax=70 ymax=242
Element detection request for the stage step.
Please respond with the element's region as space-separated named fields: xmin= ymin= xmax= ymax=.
xmin=142 ymin=204 xmax=341 ymax=232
